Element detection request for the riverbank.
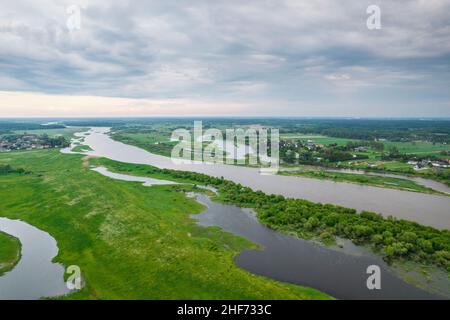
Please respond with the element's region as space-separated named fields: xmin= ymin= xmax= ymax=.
xmin=0 ymin=149 xmax=330 ymax=299
xmin=0 ymin=231 xmax=21 ymax=276
xmin=279 ymin=170 xmax=447 ymax=195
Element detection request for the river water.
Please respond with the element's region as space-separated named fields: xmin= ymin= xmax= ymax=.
xmin=0 ymin=218 xmax=72 ymax=299
xmin=81 ymin=127 xmax=450 ymax=229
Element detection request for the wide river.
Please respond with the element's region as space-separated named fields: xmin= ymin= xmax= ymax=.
xmin=81 ymin=128 xmax=450 ymax=229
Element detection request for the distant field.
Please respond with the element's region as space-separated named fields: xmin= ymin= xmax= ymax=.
xmin=13 ymin=127 xmax=88 ymax=139
xmin=280 ymin=170 xmax=445 ymax=195
xmin=281 ymin=134 xmax=450 ymax=156
xmin=115 ymin=132 xmax=170 ymax=144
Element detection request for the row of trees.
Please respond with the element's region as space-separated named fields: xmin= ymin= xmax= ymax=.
xmin=0 ymin=165 xmax=28 ymax=175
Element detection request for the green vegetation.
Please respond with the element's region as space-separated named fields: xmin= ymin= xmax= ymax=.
xmin=280 ymin=170 xmax=445 ymax=195
xmin=112 ymin=131 xmax=176 ymax=157
xmin=0 ymin=132 xmax=70 ymax=152
xmin=12 ymin=127 xmax=88 ymax=139
xmin=0 ymin=149 xmax=330 ymax=300
xmin=71 ymin=145 xmax=93 ymax=153
xmin=0 ymin=231 xmax=21 ymax=276
xmin=0 ymin=121 xmax=64 ymax=135
xmin=279 ymin=134 xmax=449 ymax=186
xmin=89 ymin=158 xmax=450 ymax=275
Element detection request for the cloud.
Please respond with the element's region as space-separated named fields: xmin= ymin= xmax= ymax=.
xmin=0 ymin=0 xmax=449 ymax=116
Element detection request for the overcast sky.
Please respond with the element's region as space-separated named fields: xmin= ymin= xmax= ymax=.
xmin=0 ymin=0 xmax=449 ymax=117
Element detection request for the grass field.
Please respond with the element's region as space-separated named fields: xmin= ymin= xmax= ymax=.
xmin=0 ymin=231 xmax=21 ymax=276
xmin=0 ymin=149 xmax=330 ymax=300
xmin=71 ymin=145 xmax=93 ymax=153
xmin=280 ymin=170 xmax=445 ymax=195
xmin=281 ymin=134 xmax=450 ymax=155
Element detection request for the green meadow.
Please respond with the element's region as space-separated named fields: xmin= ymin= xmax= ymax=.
xmin=0 ymin=149 xmax=330 ymax=300
xmin=281 ymin=134 xmax=450 ymax=156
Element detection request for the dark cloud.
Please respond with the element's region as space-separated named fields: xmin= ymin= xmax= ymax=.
xmin=0 ymin=0 xmax=449 ymax=116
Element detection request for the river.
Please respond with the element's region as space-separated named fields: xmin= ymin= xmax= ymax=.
xmin=81 ymin=127 xmax=450 ymax=229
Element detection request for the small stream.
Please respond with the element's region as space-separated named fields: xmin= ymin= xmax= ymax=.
xmin=0 ymin=218 xmax=72 ymax=300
